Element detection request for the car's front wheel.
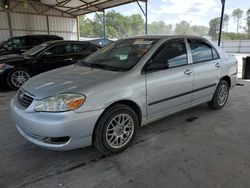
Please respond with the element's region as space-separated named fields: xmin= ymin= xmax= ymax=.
xmin=7 ymin=68 xmax=31 ymax=90
xmin=94 ymin=104 xmax=138 ymax=155
xmin=207 ymin=80 xmax=229 ymax=110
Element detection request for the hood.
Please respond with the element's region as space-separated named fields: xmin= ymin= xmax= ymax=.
xmin=22 ymin=64 xmax=121 ymax=99
xmin=0 ymin=54 xmax=33 ymax=64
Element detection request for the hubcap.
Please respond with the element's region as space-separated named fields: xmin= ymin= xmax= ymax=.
xmin=11 ymin=70 xmax=30 ymax=88
xmin=106 ymin=113 xmax=134 ymax=149
xmin=217 ymin=84 xmax=228 ymax=106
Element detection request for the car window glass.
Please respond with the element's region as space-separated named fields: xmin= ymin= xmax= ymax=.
xmin=188 ymin=39 xmax=218 ymax=63
xmin=153 ymin=41 xmax=188 ymax=68
xmin=4 ymin=38 xmax=25 ymax=48
xmin=212 ymin=48 xmax=219 ymax=59
xmin=73 ymin=44 xmax=97 ymax=54
xmin=84 ymin=38 xmax=158 ymax=71
xmin=45 ymin=43 xmax=71 ymax=55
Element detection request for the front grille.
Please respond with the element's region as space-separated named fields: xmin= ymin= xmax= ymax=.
xmin=17 ymin=89 xmax=34 ymax=108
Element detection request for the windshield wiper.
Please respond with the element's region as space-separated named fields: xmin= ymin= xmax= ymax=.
xmin=90 ymin=63 xmax=119 ymax=71
xmin=78 ymin=60 xmax=92 ymax=68
xmin=79 ymin=61 xmax=128 ymax=72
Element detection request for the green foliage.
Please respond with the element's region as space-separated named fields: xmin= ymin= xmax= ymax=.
xmin=222 ymin=32 xmax=249 ymax=40
xmin=208 ymin=15 xmax=230 ymax=40
xmin=232 ymin=8 xmax=244 ymax=33
xmin=148 ymin=21 xmax=173 ymax=34
xmin=175 ymin=21 xmax=191 ymax=35
xmin=191 ymin=25 xmax=209 ymax=36
xmin=209 ymin=17 xmax=220 ymax=40
xmin=80 ymin=11 xmax=144 ymax=39
xmin=79 ymin=9 xmax=250 ymax=41
xmin=246 ymin=8 xmax=250 ymax=37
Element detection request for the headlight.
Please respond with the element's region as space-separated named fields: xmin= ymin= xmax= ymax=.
xmin=34 ymin=94 xmax=85 ymax=112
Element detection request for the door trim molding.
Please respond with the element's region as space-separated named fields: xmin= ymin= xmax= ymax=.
xmin=148 ymin=83 xmax=216 ymax=106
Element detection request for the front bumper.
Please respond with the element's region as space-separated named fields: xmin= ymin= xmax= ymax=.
xmin=10 ymin=96 xmax=104 ymax=151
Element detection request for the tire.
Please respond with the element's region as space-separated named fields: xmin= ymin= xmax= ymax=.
xmin=207 ymin=80 xmax=229 ymax=110
xmin=7 ymin=68 xmax=31 ymax=90
xmin=94 ymin=104 xmax=139 ymax=155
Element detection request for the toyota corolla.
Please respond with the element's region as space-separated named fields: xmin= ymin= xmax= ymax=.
xmin=10 ymin=36 xmax=237 ymax=154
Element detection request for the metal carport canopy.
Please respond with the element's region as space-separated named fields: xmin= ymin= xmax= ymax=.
xmin=2 ymin=0 xmax=225 ymax=45
xmin=39 ymin=0 xmax=224 ymax=45
xmin=24 ymin=0 xmax=148 ymax=38
xmin=33 ymin=0 xmax=147 ymax=16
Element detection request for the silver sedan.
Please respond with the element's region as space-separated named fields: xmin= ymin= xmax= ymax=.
xmin=10 ymin=35 xmax=238 ymax=154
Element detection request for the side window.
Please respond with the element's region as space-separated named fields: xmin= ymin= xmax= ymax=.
xmin=73 ymin=44 xmax=97 ymax=54
xmin=212 ymin=48 xmax=219 ymax=59
xmin=153 ymin=41 xmax=188 ymax=68
xmin=4 ymin=38 xmax=25 ymax=48
xmin=188 ymin=39 xmax=219 ymax=63
xmin=45 ymin=43 xmax=72 ymax=55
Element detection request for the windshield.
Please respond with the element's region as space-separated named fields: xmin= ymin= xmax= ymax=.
xmin=83 ymin=38 xmax=159 ymax=71
xmin=22 ymin=43 xmax=49 ymax=56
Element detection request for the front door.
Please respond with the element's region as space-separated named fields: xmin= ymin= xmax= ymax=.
xmin=146 ymin=39 xmax=194 ymax=120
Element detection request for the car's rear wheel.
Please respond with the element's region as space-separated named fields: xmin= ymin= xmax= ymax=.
xmin=94 ymin=104 xmax=138 ymax=155
xmin=207 ymin=80 xmax=229 ymax=110
xmin=7 ymin=68 xmax=31 ymax=90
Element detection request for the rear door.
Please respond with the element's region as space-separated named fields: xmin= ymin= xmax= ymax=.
xmin=37 ymin=43 xmax=75 ymax=73
xmin=146 ymin=39 xmax=194 ymax=119
xmin=187 ymin=38 xmax=222 ymax=105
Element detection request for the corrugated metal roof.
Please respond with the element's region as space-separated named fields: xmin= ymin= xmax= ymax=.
xmin=35 ymin=0 xmax=147 ymax=16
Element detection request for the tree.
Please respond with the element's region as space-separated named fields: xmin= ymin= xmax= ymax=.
xmin=223 ymin=14 xmax=229 ymax=32
xmin=208 ymin=15 xmax=230 ymax=40
xmin=246 ymin=8 xmax=250 ymax=38
xmin=190 ymin=25 xmax=209 ymax=36
xmin=175 ymin=21 xmax=192 ymax=35
xmin=232 ymin=8 xmax=244 ymax=33
xmin=128 ymin=14 xmax=144 ymax=36
xmin=148 ymin=21 xmax=172 ymax=34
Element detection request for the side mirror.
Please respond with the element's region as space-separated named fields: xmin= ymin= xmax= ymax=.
xmin=145 ymin=60 xmax=169 ymax=72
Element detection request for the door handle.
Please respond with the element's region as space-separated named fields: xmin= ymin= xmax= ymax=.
xmin=215 ymin=63 xmax=221 ymax=68
xmin=184 ymin=69 xmax=193 ymax=75
xmin=64 ymin=58 xmax=73 ymax=61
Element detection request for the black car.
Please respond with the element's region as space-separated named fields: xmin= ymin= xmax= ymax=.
xmin=0 ymin=35 xmax=63 ymax=56
xmin=0 ymin=40 xmax=100 ymax=89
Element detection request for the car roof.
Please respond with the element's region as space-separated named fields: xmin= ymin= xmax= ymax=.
xmin=13 ymin=35 xmax=61 ymax=38
xmin=126 ymin=35 xmax=207 ymax=40
xmin=44 ymin=40 xmax=101 ymax=47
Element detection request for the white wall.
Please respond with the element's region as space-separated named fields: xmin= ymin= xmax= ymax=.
xmin=0 ymin=11 xmax=10 ymax=41
xmin=0 ymin=1 xmax=78 ymax=42
xmin=220 ymin=40 xmax=250 ymax=53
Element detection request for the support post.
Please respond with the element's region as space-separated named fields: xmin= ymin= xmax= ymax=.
xmin=145 ymin=0 xmax=148 ymax=35
xmin=95 ymin=11 xmax=106 ymax=41
xmin=103 ymin=9 xmax=106 ymax=42
xmin=218 ymin=0 xmax=225 ymax=46
xmin=136 ymin=0 xmax=148 ymax=35
xmin=46 ymin=15 xmax=50 ymax=35
xmin=76 ymin=16 xmax=80 ymax=40
xmin=7 ymin=11 xmax=13 ymax=37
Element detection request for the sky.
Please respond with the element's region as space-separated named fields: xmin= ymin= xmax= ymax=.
xmin=87 ymin=0 xmax=250 ymax=33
